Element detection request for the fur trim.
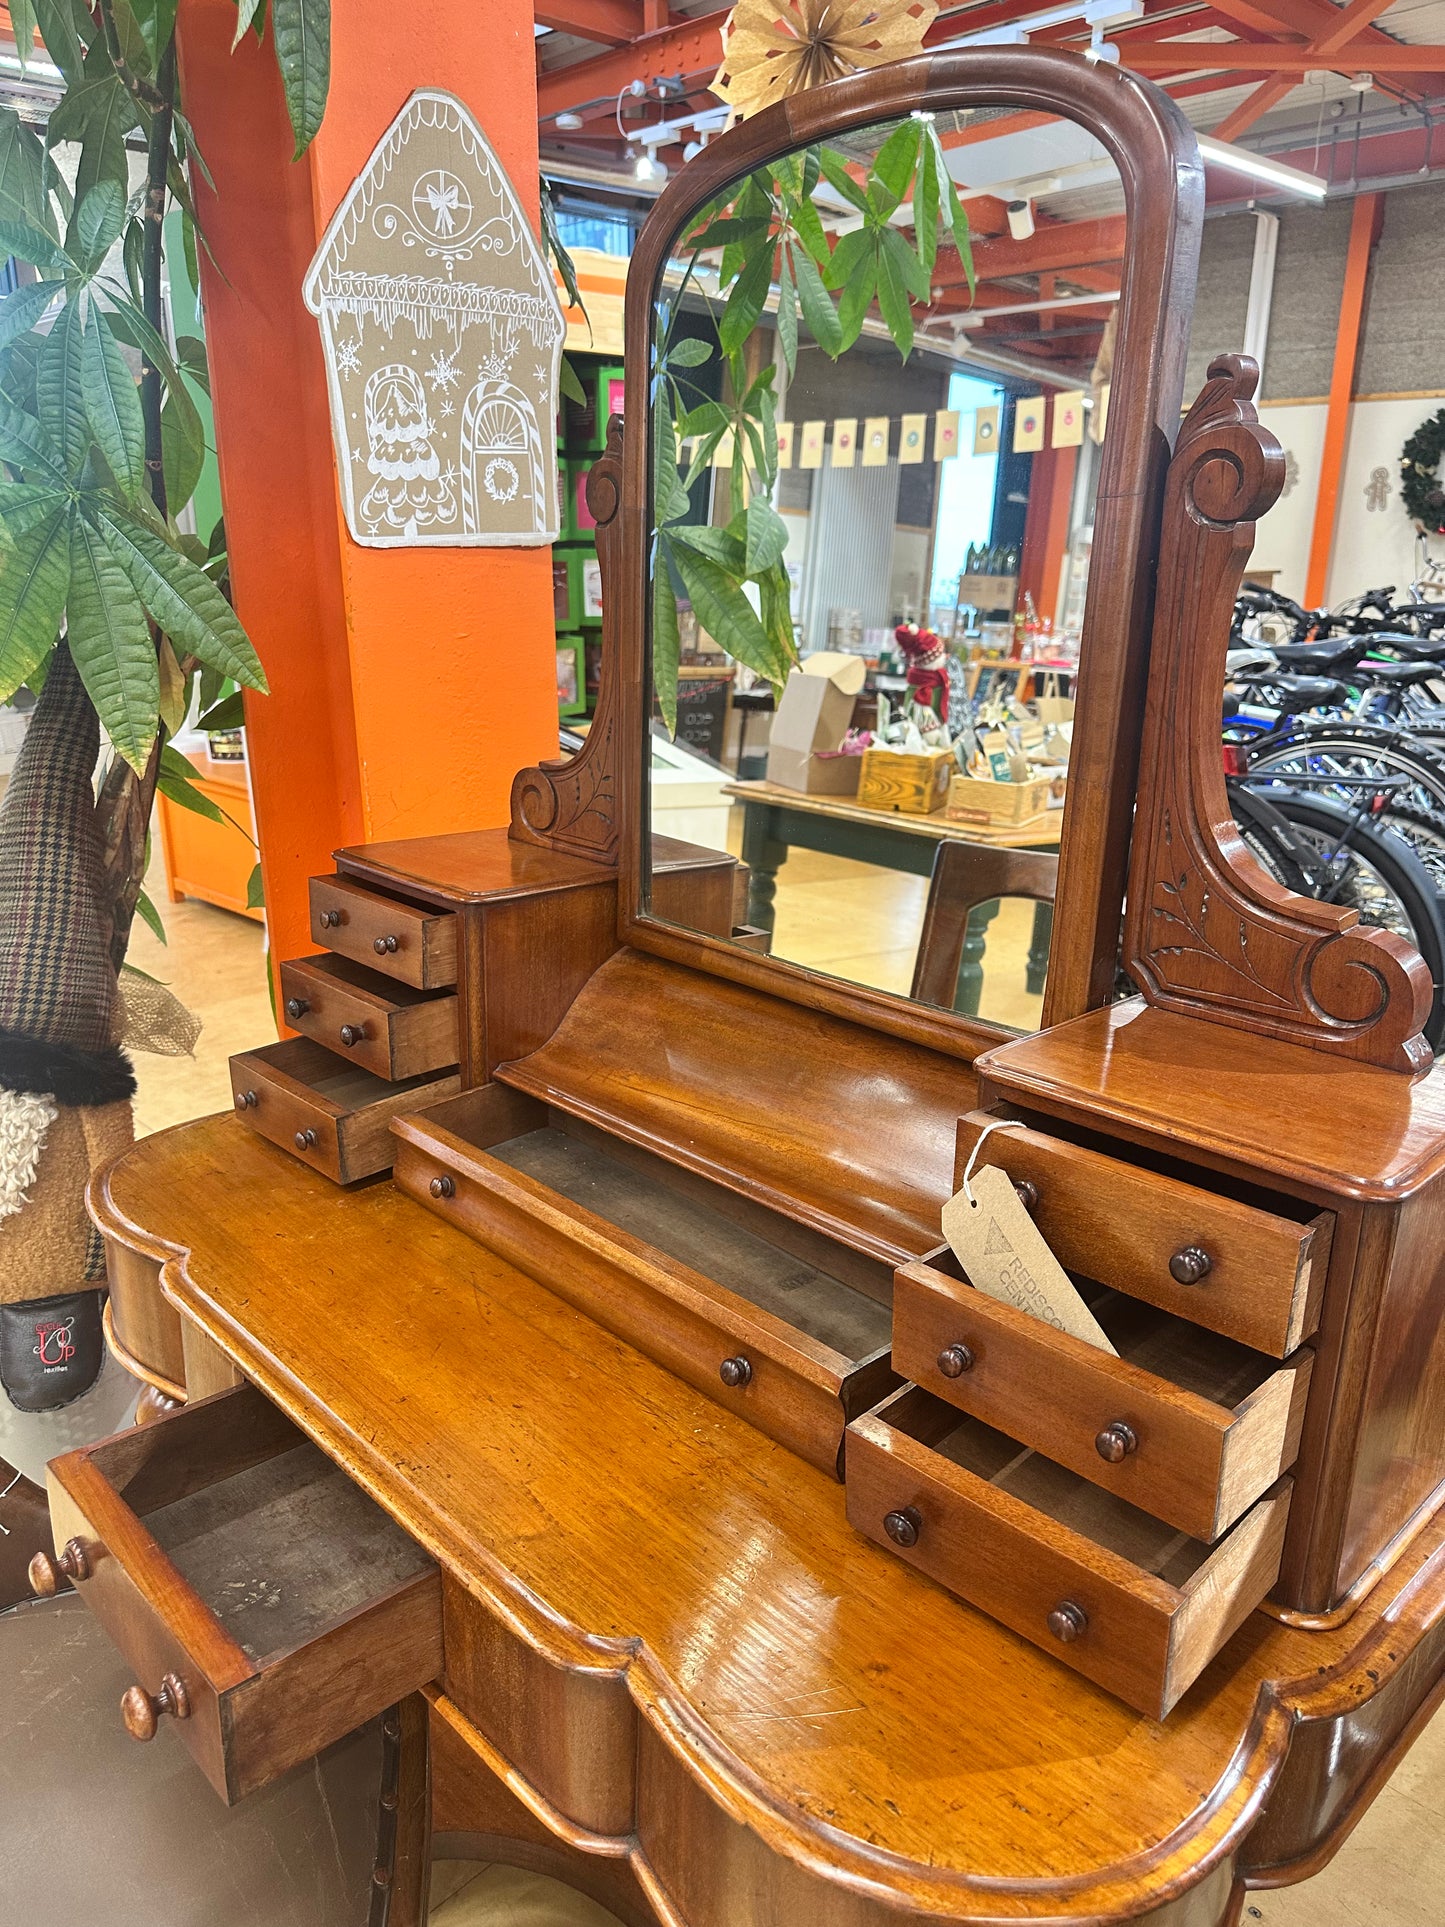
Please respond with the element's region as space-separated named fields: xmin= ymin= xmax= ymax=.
xmin=0 ymin=1031 xmax=136 ymax=1106
xmin=0 ymin=1089 xmax=57 ymax=1221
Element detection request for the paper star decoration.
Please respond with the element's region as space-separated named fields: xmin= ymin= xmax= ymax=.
xmin=713 ymin=0 xmax=937 ymax=119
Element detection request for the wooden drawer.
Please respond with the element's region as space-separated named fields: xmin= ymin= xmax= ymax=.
xmin=391 ymin=1085 xmax=899 ymax=1477
xmin=955 ymin=1113 xmax=1331 ymax=1355
xmin=846 ymin=1388 xmax=1291 ymax=1719
xmin=894 ymin=1247 xmax=1312 ymax=1540
xmin=280 ymin=953 xmax=459 ymax=1082
xmin=230 ymin=1036 xmax=460 ymax=1183
xmin=40 ymin=1385 xmax=442 ymax=1803
xmin=309 ymin=874 xmax=457 ymax=990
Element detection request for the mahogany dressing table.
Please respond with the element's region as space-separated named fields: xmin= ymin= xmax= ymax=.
xmin=34 ymin=47 xmax=1445 ymax=1927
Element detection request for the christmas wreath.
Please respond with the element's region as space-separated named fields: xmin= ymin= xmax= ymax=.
xmin=1401 ymin=407 xmax=1445 ymax=533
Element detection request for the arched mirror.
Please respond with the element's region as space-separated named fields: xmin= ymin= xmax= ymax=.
xmin=607 ymin=53 xmax=1201 ymax=1055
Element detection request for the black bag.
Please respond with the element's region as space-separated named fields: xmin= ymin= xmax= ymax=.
xmin=0 ymin=1290 xmax=105 ymax=1413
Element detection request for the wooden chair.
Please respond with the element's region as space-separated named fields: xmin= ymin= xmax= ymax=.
xmin=910 ymin=841 xmax=1060 ymax=1011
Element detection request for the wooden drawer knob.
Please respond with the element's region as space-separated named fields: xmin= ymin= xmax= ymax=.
xmin=883 ymin=1507 xmax=921 ymax=1548
xmin=936 ymin=1342 xmax=975 ymax=1378
xmin=1095 ymin=1421 xmax=1138 ymax=1463
xmin=28 ymin=1538 xmax=90 ymax=1596
xmin=319 ymin=908 xmax=342 ymax=929
xmin=719 ymin=1355 xmax=752 ymax=1388
xmin=1169 ymin=1246 xmax=1213 ymax=1285
xmin=373 ymin=935 xmax=399 ymax=955
xmin=1047 ymin=1601 xmax=1088 ymax=1643
xmin=294 ymin=1128 xmax=318 ymax=1151
xmin=1013 ymin=1179 xmax=1039 ymax=1212
xmin=235 ymin=1089 xmax=258 ymax=1111
xmin=121 ymin=1673 xmax=191 ymax=1742
xmin=339 ymin=1024 xmax=365 ymax=1047
xmin=429 ymin=1175 xmax=454 ymax=1199
xmin=284 ymin=997 xmax=309 ymax=1019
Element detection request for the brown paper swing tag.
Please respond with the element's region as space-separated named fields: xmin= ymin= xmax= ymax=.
xmin=942 ymin=1163 xmax=1118 ymax=1355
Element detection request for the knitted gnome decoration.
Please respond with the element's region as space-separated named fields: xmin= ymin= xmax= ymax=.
xmin=0 ymin=646 xmax=138 ymax=1599
xmin=895 ymin=623 xmax=949 ymax=721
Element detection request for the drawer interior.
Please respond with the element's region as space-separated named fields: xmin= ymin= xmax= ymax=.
xmin=245 ymin=1036 xmax=452 ymax=1111
xmin=288 ymin=950 xmax=456 ymax=1016
xmin=444 ymin=1096 xmax=893 ymax=1366
xmin=141 ymin=1443 xmax=433 ymax=1664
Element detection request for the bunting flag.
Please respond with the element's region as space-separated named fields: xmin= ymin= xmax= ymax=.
xmin=1013 ymin=397 xmax=1045 ymax=452
xmin=1092 ymin=383 xmax=1111 ymax=445
xmin=973 ymin=405 xmax=1000 ymax=457
xmin=899 ymin=413 xmax=927 ymax=463
xmin=832 ymin=417 xmax=858 ymax=467
xmin=1051 ymin=391 xmax=1085 ymax=448
xmin=862 ymin=416 xmax=890 ymax=466
xmin=776 ymin=421 xmax=795 ymax=468
xmin=801 ymin=419 xmax=825 ymax=468
xmin=934 ymin=409 xmax=960 ymax=460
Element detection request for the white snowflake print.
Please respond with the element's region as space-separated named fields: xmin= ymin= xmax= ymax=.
xmin=335 ymin=335 xmax=362 ymax=377
xmin=439 ymin=400 xmax=455 ymax=419
xmin=533 ymin=363 xmax=549 ymax=390
xmin=426 ymin=348 xmax=462 ymax=393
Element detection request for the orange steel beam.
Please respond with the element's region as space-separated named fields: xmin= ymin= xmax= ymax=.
xmin=1212 ymin=76 xmax=1297 ymax=139
xmin=1124 ymin=42 xmax=1445 ymax=71
xmin=935 ymin=214 xmax=1127 ymax=283
xmin=1304 ymin=192 xmax=1381 ymax=609
xmin=535 ymin=0 xmax=645 ymax=45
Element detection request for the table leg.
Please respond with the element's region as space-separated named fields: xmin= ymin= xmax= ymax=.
xmin=1026 ymin=901 xmax=1055 ymax=996
xmin=741 ymin=807 xmax=788 ymax=937
xmin=955 ymin=899 xmax=1001 ymax=1016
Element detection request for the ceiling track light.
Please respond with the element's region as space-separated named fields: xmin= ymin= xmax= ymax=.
xmin=1195 ymin=134 xmax=1328 ymax=200
xmin=1007 ymin=197 xmax=1035 ymax=241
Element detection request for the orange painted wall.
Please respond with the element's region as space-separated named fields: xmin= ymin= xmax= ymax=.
xmin=1018 ymin=439 xmax=1078 ymax=628
xmin=176 ymin=0 xmax=558 ymax=969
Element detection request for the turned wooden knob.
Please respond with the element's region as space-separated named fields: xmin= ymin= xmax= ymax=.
xmin=937 ymin=1342 xmax=974 ymax=1379
xmin=373 ymin=934 xmax=399 ymax=955
xmin=284 ymin=997 xmax=308 ymax=1019
xmin=28 ymin=1538 xmax=90 ymax=1596
xmin=883 ymin=1507 xmax=921 ymax=1548
xmin=429 ymin=1175 xmax=454 ymax=1199
xmin=294 ymin=1128 xmax=318 ymax=1151
xmin=1047 ymin=1601 xmax=1088 ymax=1643
xmin=234 ymin=1089 xmax=257 ymax=1111
xmin=718 ymin=1355 xmax=752 ymax=1388
xmin=1169 ymin=1246 xmax=1212 ymax=1285
xmin=121 ymin=1673 xmax=191 ymax=1741
xmin=319 ymin=908 xmax=342 ymax=929
xmin=1095 ymin=1421 xmax=1138 ymax=1463
xmin=339 ymin=1024 xmax=365 ymax=1047
xmin=1013 ymin=1179 xmax=1039 ymax=1212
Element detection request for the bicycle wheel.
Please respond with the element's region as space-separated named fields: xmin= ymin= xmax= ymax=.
xmin=1247 ymin=731 xmax=1445 ymax=821
xmin=1239 ymin=788 xmax=1445 ymax=1046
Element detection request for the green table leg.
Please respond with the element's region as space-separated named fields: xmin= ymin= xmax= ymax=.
xmin=1027 ymin=901 xmax=1055 ymax=996
xmin=741 ymin=806 xmax=788 ymax=937
xmin=955 ymin=899 xmax=1001 ymax=1016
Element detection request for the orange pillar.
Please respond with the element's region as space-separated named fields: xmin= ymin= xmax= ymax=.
xmin=176 ymin=0 xmax=559 ymax=970
xmin=1304 ymin=192 xmax=1382 ymax=610
xmin=1018 ymin=439 xmax=1078 ymax=628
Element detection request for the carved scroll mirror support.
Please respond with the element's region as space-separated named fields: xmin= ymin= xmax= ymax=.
xmin=1122 ymin=354 xmax=1434 ymax=1073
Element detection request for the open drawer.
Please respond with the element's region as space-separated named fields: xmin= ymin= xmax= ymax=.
xmin=39 ymin=1384 xmax=442 ymax=1803
xmin=846 ymin=1388 xmax=1291 ymax=1719
xmin=309 ymin=874 xmax=457 ymax=990
xmin=280 ymin=952 xmax=460 ymax=1082
xmin=230 ymin=1035 xmax=460 ymax=1183
xmin=391 ymin=1085 xmax=899 ymax=1475
xmin=894 ymin=1246 xmax=1313 ymax=1540
xmin=955 ymin=1112 xmax=1332 ymax=1356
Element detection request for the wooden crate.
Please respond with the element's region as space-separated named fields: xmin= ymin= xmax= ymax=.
xmin=856 ymin=747 xmax=952 ymax=816
xmin=944 ymin=773 xmax=1053 ymax=828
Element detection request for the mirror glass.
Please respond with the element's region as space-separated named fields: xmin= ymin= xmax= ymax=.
xmin=640 ymin=105 xmax=1127 ymax=1033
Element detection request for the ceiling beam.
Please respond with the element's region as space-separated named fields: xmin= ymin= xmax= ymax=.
xmin=1122 ymin=40 xmax=1445 ymax=70
xmin=1211 ymin=75 xmax=1297 ymax=138
xmin=537 ymin=14 xmax=725 ymax=120
xmin=535 ymin=0 xmax=645 ymax=46
xmin=934 ymin=213 xmax=1127 ymax=283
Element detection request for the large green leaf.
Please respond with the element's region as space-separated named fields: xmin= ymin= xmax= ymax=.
xmin=0 ymin=277 xmax=62 ymax=350
xmin=0 ymin=217 xmax=69 ymax=273
xmin=51 ymin=78 xmax=136 ymax=218
xmin=0 ymin=502 xmax=70 ymax=699
xmin=664 ymin=337 xmax=712 ymax=369
xmin=652 ymin=401 xmax=691 ymax=528
xmin=651 ymin=543 xmax=680 ymax=736
xmin=196 ymin=689 xmax=245 ymax=732
xmin=822 ymin=225 xmax=871 ymax=294
xmin=161 ymin=387 xmax=205 ymax=515
xmin=99 ymin=511 xmax=269 ymax=691
xmin=836 ymin=246 xmax=878 ymax=352
xmin=0 ymin=392 xmax=68 ymax=482
xmin=271 ymin=0 xmax=331 ymax=157
xmin=129 ymin=0 xmax=179 ymax=63
xmin=30 ymin=0 xmax=84 ymax=84
xmin=66 ymin=513 xmax=158 ymax=772
xmin=8 ymin=0 xmax=38 ymax=72
xmin=774 ymin=248 xmax=798 ymax=376
xmin=875 ymin=241 xmax=915 ymax=361
xmin=158 ymin=744 xmax=226 ymax=823
xmin=0 ymin=108 xmax=53 ymax=231
xmin=671 ymin=522 xmax=745 ymax=574
xmin=818 ymin=149 xmax=870 ymax=214
xmin=669 ymin=540 xmax=785 ymax=687
xmin=790 ymin=243 xmax=842 ymax=358
xmin=37 ymin=302 xmax=88 ymax=474
xmin=915 ymin=137 xmax=939 ymax=276
xmin=871 ymin=118 xmax=922 ymax=203
xmin=717 ymin=242 xmax=774 ymax=358
xmin=71 ymin=179 xmax=127 ymax=272
xmin=0 ymin=479 xmax=72 ymax=538
xmin=744 ymin=497 xmax=788 ymax=577
xmin=81 ymin=309 xmax=146 ymax=499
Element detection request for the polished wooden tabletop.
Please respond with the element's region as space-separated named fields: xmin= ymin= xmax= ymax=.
xmin=723 ymin=779 xmax=1064 ymax=848
xmin=93 ymin=1111 xmax=1445 ymax=1923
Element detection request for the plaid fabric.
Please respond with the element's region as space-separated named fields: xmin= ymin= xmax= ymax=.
xmin=0 ymin=647 xmax=118 ymax=1051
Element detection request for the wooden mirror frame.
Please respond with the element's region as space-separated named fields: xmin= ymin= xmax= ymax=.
xmin=518 ymin=48 xmax=1205 ymax=1062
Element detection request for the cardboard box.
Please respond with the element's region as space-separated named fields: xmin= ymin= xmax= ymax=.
xmin=944 ymin=773 xmax=1054 ymax=828
xmin=766 ymin=652 xmax=866 ymax=794
xmin=857 ymin=746 xmax=952 ymax=816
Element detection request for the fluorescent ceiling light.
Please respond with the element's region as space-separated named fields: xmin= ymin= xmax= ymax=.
xmin=952 ymin=288 xmax=1120 ymax=328
xmin=1196 ymin=134 xmax=1328 ymax=199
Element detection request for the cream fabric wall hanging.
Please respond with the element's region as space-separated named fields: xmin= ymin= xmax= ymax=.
xmin=303 ymin=89 xmax=564 ymax=549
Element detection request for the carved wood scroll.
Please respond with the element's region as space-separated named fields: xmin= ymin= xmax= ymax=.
xmin=1123 ymin=355 xmax=1434 ymax=1074
xmin=509 ymin=416 xmax=623 ymax=865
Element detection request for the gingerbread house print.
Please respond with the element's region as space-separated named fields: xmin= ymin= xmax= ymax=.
xmin=303 ymin=89 xmax=564 ymax=548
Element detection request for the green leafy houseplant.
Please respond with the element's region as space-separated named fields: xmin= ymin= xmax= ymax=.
xmin=0 ymin=0 xmax=334 ymax=970
xmin=650 ymin=114 xmax=972 ymax=732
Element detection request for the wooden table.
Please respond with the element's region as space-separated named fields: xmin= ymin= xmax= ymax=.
xmin=91 ymin=1113 xmax=1445 ymax=1927
xmin=723 ymin=779 xmax=1062 ymax=1014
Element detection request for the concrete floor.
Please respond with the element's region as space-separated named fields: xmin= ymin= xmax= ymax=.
xmin=17 ymin=839 xmax=1441 ymax=1925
